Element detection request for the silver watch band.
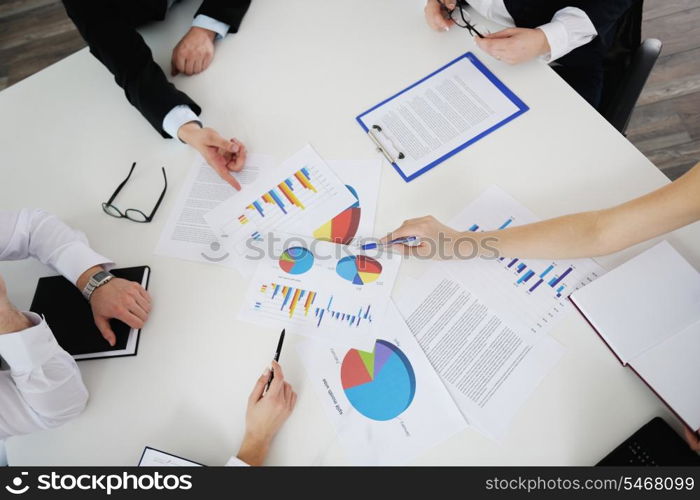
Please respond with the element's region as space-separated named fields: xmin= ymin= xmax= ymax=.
xmin=82 ymin=271 xmax=114 ymax=300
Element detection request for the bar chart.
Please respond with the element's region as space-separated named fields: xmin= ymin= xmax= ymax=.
xmin=253 ymin=282 xmax=374 ymax=329
xmin=245 ymin=168 xmax=316 ymax=220
xmin=469 ymin=219 xmax=586 ymax=301
xmin=445 ymin=186 xmax=606 ymax=336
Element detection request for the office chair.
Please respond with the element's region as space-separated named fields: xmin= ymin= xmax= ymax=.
xmin=599 ymin=0 xmax=663 ymax=135
xmin=602 ymin=38 xmax=662 ymax=135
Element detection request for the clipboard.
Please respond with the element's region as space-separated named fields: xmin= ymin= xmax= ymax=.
xmin=356 ymin=52 xmax=528 ymax=182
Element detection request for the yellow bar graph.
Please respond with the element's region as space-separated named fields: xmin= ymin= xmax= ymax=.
xmin=294 ymin=171 xmax=317 ymax=192
xmin=288 ymin=288 xmax=302 ymax=318
xmin=278 ymin=181 xmax=305 ymax=209
xmin=304 ymin=291 xmax=315 ymax=316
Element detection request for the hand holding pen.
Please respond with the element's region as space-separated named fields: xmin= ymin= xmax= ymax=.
xmin=239 ymin=357 xmax=296 ymax=466
xmin=266 ymin=329 xmax=285 ymax=392
xmin=379 ymin=215 xmax=469 ymax=259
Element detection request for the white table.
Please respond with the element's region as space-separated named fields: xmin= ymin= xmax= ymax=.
xmin=1 ymin=0 xmax=698 ymax=466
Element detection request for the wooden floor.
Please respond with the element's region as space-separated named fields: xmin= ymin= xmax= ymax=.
xmin=627 ymin=0 xmax=700 ymax=179
xmin=1 ymin=0 xmax=698 ymax=180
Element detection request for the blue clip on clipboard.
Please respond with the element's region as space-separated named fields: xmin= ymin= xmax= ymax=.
xmin=356 ymin=52 xmax=528 ymax=182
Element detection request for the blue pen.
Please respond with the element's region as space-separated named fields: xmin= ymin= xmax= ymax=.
xmin=360 ymin=236 xmax=420 ymax=251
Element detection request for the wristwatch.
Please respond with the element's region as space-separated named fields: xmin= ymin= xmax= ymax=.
xmin=81 ymin=270 xmax=114 ymax=301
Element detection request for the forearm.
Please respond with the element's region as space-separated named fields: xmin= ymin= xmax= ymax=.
xmin=467 ymin=210 xmax=607 ymax=260
xmin=236 ymin=433 xmax=270 ymax=467
xmin=466 ymin=163 xmax=700 ymax=260
xmin=0 ymin=309 xmax=32 ymax=335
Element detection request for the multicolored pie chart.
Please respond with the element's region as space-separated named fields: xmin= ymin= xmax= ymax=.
xmin=336 ymin=255 xmax=382 ymax=285
xmin=341 ymin=340 xmax=416 ymax=421
xmin=313 ymin=185 xmax=361 ymax=245
xmin=279 ymin=247 xmax=314 ymax=275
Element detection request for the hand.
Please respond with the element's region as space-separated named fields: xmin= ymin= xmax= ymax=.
xmin=425 ymin=0 xmax=455 ymax=31
xmin=0 ymin=275 xmax=32 ymax=334
xmin=475 ymin=27 xmax=551 ymax=64
xmin=684 ymin=427 xmax=700 ymax=453
xmin=382 ymin=215 xmax=475 ymax=259
xmin=237 ymin=361 xmax=297 ymax=466
xmin=86 ymin=275 xmax=152 ymax=347
xmin=171 ymin=26 xmax=216 ymax=76
xmin=178 ymin=123 xmax=247 ymax=191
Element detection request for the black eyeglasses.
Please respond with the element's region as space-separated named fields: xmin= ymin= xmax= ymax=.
xmin=102 ymin=162 xmax=167 ymax=223
xmin=440 ymin=0 xmax=485 ymax=38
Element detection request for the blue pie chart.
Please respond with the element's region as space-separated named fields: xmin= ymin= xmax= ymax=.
xmin=340 ymin=340 xmax=416 ymax=421
xmin=279 ymin=247 xmax=314 ymax=275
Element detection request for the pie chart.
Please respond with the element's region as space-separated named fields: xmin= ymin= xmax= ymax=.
xmin=336 ymin=255 xmax=382 ymax=285
xmin=341 ymin=340 xmax=416 ymax=421
xmin=279 ymin=247 xmax=314 ymax=275
xmin=313 ymin=185 xmax=361 ymax=245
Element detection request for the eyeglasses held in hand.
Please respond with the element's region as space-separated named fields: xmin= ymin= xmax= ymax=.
xmin=439 ymin=0 xmax=485 ymax=38
xmin=102 ymin=162 xmax=167 ymax=223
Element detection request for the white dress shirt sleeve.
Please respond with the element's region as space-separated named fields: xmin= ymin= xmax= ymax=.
xmin=162 ymin=105 xmax=202 ymax=142
xmin=537 ymin=7 xmax=598 ymax=62
xmin=0 ymin=209 xmax=112 ymax=285
xmin=192 ymin=14 xmax=231 ymax=40
xmin=0 ymin=312 xmax=88 ymax=440
xmin=225 ymin=456 xmax=249 ymax=466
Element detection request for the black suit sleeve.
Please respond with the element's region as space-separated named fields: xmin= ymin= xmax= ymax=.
xmin=562 ymin=0 xmax=639 ymax=43
xmin=196 ymin=0 xmax=252 ymax=33
xmin=62 ymin=0 xmax=201 ymax=138
xmin=504 ymin=0 xmax=639 ymax=41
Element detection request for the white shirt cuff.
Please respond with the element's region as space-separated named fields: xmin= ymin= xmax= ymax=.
xmin=225 ymin=456 xmax=249 ymax=467
xmin=538 ymin=7 xmax=597 ymax=63
xmin=0 ymin=313 xmax=62 ymax=374
xmin=162 ymin=105 xmax=201 ymax=141
xmin=192 ymin=14 xmax=230 ymax=40
xmin=53 ymin=242 xmax=113 ymax=286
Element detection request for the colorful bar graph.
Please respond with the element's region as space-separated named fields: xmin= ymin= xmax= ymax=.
xmin=517 ymin=270 xmax=535 ymax=284
xmin=278 ymin=181 xmax=304 ymax=209
xmin=250 ymin=201 xmax=264 ymax=217
xmin=540 ymin=265 xmax=554 ymax=278
xmin=241 ymin=168 xmax=318 ymax=221
xmin=262 ymin=283 xmax=317 ymax=319
xmin=467 ymin=218 xmax=512 ymax=232
xmin=314 ymin=299 xmax=372 ymax=328
xmin=550 ymin=267 xmax=573 ymax=287
xmin=528 ymin=279 xmax=543 ymax=292
xmin=258 ymin=283 xmax=371 ymax=329
xmin=498 ymin=218 xmax=513 ymax=230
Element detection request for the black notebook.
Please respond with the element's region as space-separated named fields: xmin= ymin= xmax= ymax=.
xmin=30 ymin=266 xmax=150 ymax=361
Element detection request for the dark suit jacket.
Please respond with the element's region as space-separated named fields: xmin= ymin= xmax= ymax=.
xmin=502 ymin=0 xmax=640 ymax=106
xmin=502 ymin=0 xmax=639 ymax=67
xmin=63 ymin=0 xmax=251 ymax=137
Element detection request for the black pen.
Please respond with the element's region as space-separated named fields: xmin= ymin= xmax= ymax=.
xmin=265 ymin=329 xmax=285 ymax=392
